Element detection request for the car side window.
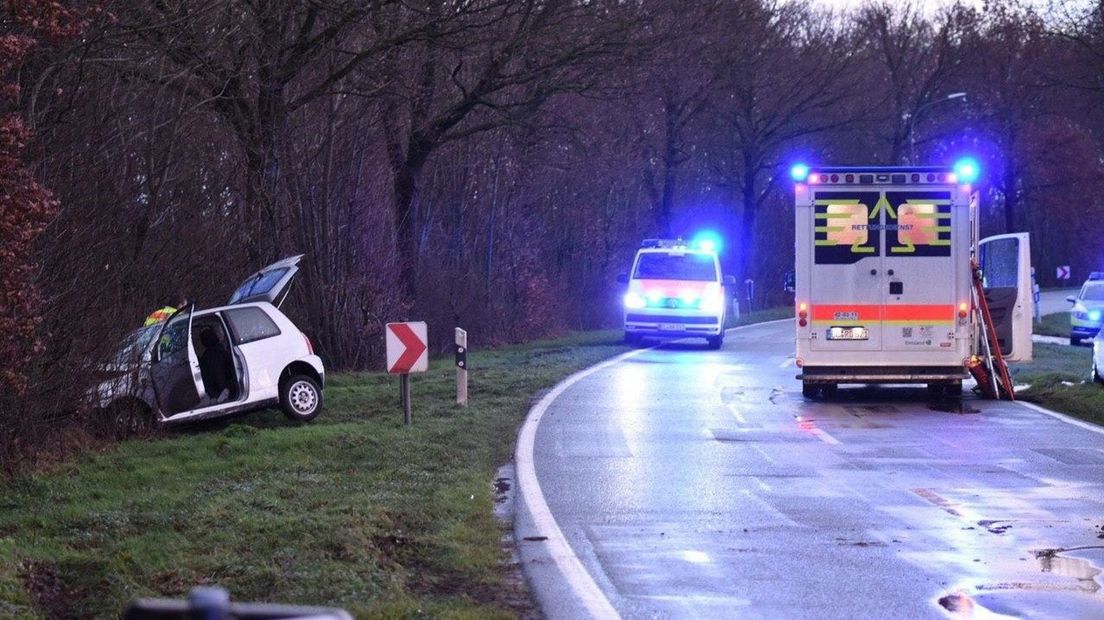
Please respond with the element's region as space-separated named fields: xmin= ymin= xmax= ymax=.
xmin=157 ymin=315 xmax=190 ymax=360
xmin=225 ymin=307 xmax=282 ymax=345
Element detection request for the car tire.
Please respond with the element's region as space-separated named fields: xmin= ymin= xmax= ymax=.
xmin=1094 ymin=361 xmax=1103 ymax=384
xmin=821 ymin=384 xmax=838 ymax=400
xmin=280 ymin=375 xmax=323 ymax=422
xmin=706 ymin=334 xmax=724 ymax=350
xmin=802 ymin=381 xmax=817 ymax=399
xmin=108 ymin=400 xmax=155 ymax=438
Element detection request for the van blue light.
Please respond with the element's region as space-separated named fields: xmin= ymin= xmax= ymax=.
xmin=791 ymin=163 xmax=810 ymax=182
xmin=692 ymin=230 xmax=723 ymax=253
xmin=953 ymin=158 xmax=980 ymax=183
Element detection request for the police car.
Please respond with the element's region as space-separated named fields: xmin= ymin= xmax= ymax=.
xmin=617 ymin=236 xmax=735 ymax=349
xmin=1067 ymin=272 xmax=1104 ymax=346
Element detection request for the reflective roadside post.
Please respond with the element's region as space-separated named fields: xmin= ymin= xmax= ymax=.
xmin=455 ymin=327 xmax=468 ymax=407
xmin=1032 ymin=267 xmax=1041 ymax=322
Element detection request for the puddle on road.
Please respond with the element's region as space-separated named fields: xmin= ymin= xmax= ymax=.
xmin=978 ymin=519 xmax=1013 ymax=535
xmin=1036 ymin=548 xmax=1104 ymax=591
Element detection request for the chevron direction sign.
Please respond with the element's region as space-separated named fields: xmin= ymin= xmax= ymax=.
xmin=386 ymin=322 xmax=428 ymax=374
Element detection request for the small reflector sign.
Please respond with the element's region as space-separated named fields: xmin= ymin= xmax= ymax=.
xmin=1057 ymin=265 xmax=1071 ymax=281
xmin=386 ymin=322 xmax=428 ymax=374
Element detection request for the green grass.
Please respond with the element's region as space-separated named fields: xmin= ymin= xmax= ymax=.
xmin=1008 ymin=342 xmax=1104 ymax=426
xmin=729 ymin=306 xmax=792 ymax=328
xmin=0 ymin=331 xmax=631 ymax=618
xmin=1033 ymin=312 xmax=1070 ymax=338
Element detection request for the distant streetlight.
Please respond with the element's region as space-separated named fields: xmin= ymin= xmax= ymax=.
xmin=904 ymin=92 xmax=967 ymax=163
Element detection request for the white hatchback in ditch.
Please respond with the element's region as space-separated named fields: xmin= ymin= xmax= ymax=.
xmin=94 ymin=256 xmax=325 ymax=430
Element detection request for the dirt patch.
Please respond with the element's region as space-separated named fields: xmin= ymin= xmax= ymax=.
xmin=21 ymin=560 xmax=104 ymax=619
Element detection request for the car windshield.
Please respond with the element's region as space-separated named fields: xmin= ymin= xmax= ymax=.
xmin=112 ymin=325 xmax=158 ymax=365
xmin=1082 ymin=283 xmax=1104 ymax=301
xmin=633 ymin=252 xmax=717 ymax=281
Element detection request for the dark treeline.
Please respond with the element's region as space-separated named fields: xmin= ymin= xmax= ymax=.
xmin=4 ymin=0 xmax=1104 ymax=469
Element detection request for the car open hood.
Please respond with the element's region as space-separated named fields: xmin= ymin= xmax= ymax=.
xmin=227 ymin=255 xmax=303 ymax=308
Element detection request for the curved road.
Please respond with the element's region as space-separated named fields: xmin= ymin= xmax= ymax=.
xmin=517 ymin=319 xmax=1104 ymax=619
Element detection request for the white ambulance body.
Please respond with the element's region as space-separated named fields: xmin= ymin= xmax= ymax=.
xmin=792 ymin=165 xmax=1033 ymax=397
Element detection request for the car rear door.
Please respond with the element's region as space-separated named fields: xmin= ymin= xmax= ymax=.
xmin=150 ymin=305 xmax=204 ymax=414
xmin=228 ymin=255 xmax=303 ymax=308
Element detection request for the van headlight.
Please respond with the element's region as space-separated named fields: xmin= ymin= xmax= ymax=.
xmin=701 ymin=290 xmax=724 ymax=313
xmin=624 ymin=293 xmax=646 ymax=309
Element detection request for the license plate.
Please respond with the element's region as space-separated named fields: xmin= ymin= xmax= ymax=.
xmin=828 ymin=326 xmax=868 ymax=340
xmin=659 ymin=323 xmax=686 ymax=331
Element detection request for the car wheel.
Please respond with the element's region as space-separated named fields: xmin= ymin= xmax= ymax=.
xmin=280 ymin=375 xmax=322 ymax=422
xmin=821 ymin=384 xmax=838 ymax=400
xmin=109 ymin=401 xmax=155 ymax=438
xmin=706 ymin=334 xmax=723 ymax=350
xmin=802 ymin=382 xmax=817 ymax=399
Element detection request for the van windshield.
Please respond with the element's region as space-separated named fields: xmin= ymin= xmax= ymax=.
xmin=634 ymin=253 xmax=717 ymax=281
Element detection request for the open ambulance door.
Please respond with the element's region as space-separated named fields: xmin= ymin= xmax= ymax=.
xmin=978 ymin=233 xmax=1033 ymax=362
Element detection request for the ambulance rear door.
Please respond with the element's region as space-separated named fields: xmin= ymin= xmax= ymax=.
xmin=880 ymin=190 xmax=958 ymax=352
xmin=808 ymin=190 xmax=884 ymax=352
xmin=978 ymin=233 xmax=1033 ymax=362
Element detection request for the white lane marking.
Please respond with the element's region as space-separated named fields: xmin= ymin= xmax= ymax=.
xmin=778 ymin=357 xmax=793 ymax=369
xmin=1016 ymin=400 xmax=1104 ymax=436
xmin=514 ymin=318 xmax=794 ymax=619
xmin=516 ymin=349 xmax=648 ymax=620
xmin=724 ymin=318 xmax=793 ymax=335
xmin=727 ymin=403 xmax=747 ymax=424
xmin=809 ymin=428 xmax=842 ymax=445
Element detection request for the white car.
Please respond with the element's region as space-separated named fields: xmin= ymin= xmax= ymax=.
xmin=95 ymin=256 xmax=325 ymax=431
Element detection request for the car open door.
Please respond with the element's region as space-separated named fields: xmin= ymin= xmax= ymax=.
xmin=150 ymin=305 xmax=204 ymax=415
xmin=228 ymin=255 xmax=303 ymax=308
xmin=978 ymin=233 xmax=1033 ymax=362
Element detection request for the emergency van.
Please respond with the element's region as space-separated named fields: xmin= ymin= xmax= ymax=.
xmin=791 ymin=162 xmax=1033 ymax=398
xmin=619 ymin=238 xmax=736 ymax=349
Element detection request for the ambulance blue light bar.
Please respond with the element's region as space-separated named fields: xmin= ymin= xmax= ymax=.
xmin=791 ymin=164 xmax=980 ymax=186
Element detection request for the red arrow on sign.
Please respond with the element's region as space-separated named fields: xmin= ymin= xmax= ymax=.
xmin=388 ymin=323 xmax=427 ymax=374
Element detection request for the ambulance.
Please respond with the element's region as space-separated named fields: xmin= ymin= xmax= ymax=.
xmin=791 ymin=161 xmax=1033 ymax=398
xmin=619 ymin=236 xmax=736 ymax=349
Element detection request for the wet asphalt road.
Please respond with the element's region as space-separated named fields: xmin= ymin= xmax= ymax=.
xmin=524 ymin=319 xmax=1104 ymax=619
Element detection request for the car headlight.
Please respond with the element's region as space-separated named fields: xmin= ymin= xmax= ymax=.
xmin=1090 ymin=310 xmax=1103 ymax=323
xmin=624 ymin=293 xmax=645 ymax=309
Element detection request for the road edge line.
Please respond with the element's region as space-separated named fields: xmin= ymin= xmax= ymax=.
xmin=515 ymin=348 xmax=646 ymax=620
xmin=1015 ymin=399 xmax=1104 ymax=436
xmin=725 ymin=317 xmax=793 ymax=335
xmin=514 ymin=319 xmax=791 ymax=618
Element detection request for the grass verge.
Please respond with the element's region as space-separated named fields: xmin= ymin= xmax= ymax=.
xmin=1033 ymin=312 xmax=1069 ymax=338
xmin=1008 ymin=342 xmax=1104 ymax=427
xmin=729 ymin=306 xmax=792 ymax=328
xmin=0 ymin=331 xmax=630 ymax=618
